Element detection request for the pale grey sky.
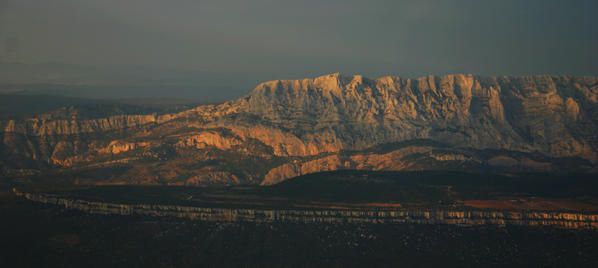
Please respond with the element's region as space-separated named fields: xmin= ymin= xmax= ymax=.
xmin=0 ymin=0 xmax=597 ymax=99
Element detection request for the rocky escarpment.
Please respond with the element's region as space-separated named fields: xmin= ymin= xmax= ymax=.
xmin=1 ymin=73 xmax=598 ymax=185
xmin=14 ymin=189 xmax=598 ymax=229
xmin=239 ymin=73 xmax=597 ymax=159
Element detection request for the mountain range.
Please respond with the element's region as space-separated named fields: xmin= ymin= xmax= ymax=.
xmin=1 ymin=73 xmax=597 ymax=185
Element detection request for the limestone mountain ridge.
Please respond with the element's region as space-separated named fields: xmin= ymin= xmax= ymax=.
xmin=1 ymin=73 xmax=597 ymax=185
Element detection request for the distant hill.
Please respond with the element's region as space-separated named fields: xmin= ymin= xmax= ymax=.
xmin=0 ymin=62 xmax=249 ymax=101
xmin=0 ymin=93 xmax=200 ymax=120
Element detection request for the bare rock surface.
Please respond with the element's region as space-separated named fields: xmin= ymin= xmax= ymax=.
xmin=1 ymin=73 xmax=597 ymax=185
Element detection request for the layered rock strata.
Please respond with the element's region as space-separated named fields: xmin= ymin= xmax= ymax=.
xmin=14 ymin=189 xmax=598 ymax=229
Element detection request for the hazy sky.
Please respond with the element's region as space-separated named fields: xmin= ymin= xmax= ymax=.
xmin=0 ymin=0 xmax=597 ymax=98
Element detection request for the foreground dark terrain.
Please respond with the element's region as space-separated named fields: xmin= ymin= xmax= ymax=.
xmin=2 ymin=171 xmax=598 ymax=267
xmin=2 ymin=187 xmax=598 ymax=267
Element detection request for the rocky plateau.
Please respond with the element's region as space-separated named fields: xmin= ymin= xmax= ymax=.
xmin=13 ymin=189 xmax=598 ymax=229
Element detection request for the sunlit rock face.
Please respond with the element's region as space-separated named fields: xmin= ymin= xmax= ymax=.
xmin=1 ymin=74 xmax=597 ymax=185
xmin=241 ymin=74 xmax=597 ymax=159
